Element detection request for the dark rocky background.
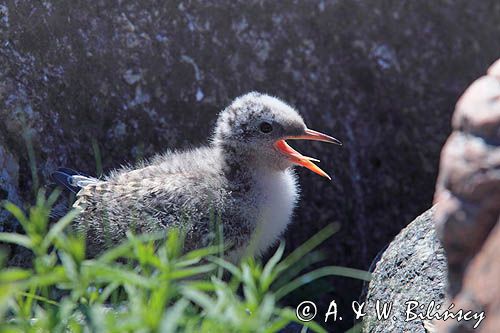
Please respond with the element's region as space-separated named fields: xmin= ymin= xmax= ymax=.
xmin=1 ymin=1 xmax=499 ymax=331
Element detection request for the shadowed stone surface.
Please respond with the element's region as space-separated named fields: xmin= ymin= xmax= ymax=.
xmin=1 ymin=1 xmax=500 ymax=330
xmin=363 ymin=207 xmax=447 ymax=333
xmin=0 ymin=143 xmax=21 ymax=230
xmin=434 ymin=59 xmax=500 ymax=333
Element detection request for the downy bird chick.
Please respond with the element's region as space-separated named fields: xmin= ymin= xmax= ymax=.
xmin=53 ymin=92 xmax=342 ymax=260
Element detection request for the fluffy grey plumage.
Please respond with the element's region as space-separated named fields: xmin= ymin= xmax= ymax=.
xmin=61 ymin=92 xmax=341 ymax=260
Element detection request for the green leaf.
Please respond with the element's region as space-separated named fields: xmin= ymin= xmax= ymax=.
xmin=181 ymin=245 xmax=221 ymax=261
xmin=0 ymin=268 xmax=32 ymax=282
xmin=46 ymin=188 xmax=61 ymax=207
xmin=2 ymin=202 xmax=29 ymax=233
xmin=181 ymin=286 xmax=214 ymax=309
xmin=0 ymin=233 xmax=32 ymax=249
xmin=0 ymin=325 xmax=24 ymax=333
xmin=97 ymin=231 xmax=166 ymax=263
xmin=95 ymin=241 xmax=134 ymax=263
xmin=272 ymin=251 xmax=326 ymax=291
xmin=42 ymin=209 xmax=80 ymax=251
xmin=16 ymin=291 xmax=59 ymax=306
xmin=24 ymin=266 xmax=68 ymax=288
xmin=242 ymin=264 xmax=258 ymax=306
xmin=96 ymin=282 xmax=120 ymax=303
xmin=276 ymin=224 xmax=339 ymax=276
xmin=181 ymin=280 xmax=217 ymax=292
xmin=260 ymin=242 xmax=285 ymax=291
xmin=170 ymin=264 xmax=216 ymax=280
xmin=159 ymin=298 xmax=190 ymax=332
xmin=59 ymin=251 xmax=78 ymax=282
xmin=57 ymin=234 xmax=86 ymax=264
xmin=275 ymin=266 xmax=371 ymax=300
xmin=84 ymin=262 xmax=154 ymax=288
xmin=207 ymin=256 xmax=242 ymax=280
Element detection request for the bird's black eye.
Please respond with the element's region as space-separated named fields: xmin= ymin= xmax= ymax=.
xmin=259 ymin=122 xmax=273 ymax=133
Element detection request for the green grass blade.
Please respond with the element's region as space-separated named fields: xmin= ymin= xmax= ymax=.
xmin=24 ymin=267 xmax=68 ymax=288
xmin=84 ymin=262 xmax=154 ymax=288
xmin=207 ymin=256 xmax=242 ymax=280
xmin=260 ymin=242 xmax=285 ymax=291
xmin=2 ymin=202 xmax=30 ymax=233
xmin=275 ymin=266 xmax=371 ymax=300
xmin=181 ymin=287 xmax=214 ymax=310
xmin=0 ymin=233 xmax=32 ymax=249
xmin=160 ymin=298 xmax=190 ymax=333
xmin=0 ymin=268 xmax=32 ymax=283
xmin=42 ymin=209 xmax=80 ymax=251
xmin=169 ymin=264 xmax=216 ymax=280
xmin=276 ymin=224 xmax=339 ymax=276
xmin=16 ymin=291 xmax=60 ymax=306
xmin=272 ymin=251 xmax=326 ymax=291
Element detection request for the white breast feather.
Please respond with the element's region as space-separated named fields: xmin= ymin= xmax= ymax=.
xmin=252 ymin=169 xmax=299 ymax=256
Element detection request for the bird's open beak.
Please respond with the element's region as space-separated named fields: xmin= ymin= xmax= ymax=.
xmin=274 ymin=129 xmax=342 ymax=180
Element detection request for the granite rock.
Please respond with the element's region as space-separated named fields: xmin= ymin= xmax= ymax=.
xmin=363 ymin=207 xmax=447 ymax=333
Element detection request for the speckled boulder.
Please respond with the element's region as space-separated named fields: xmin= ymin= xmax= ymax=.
xmin=363 ymin=207 xmax=447 ymax=333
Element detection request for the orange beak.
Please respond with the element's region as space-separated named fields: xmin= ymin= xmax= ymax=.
xmin=274 ymin=129 xmax=342 ymax=180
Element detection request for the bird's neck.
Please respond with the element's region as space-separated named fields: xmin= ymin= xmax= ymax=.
xmin=217 ymin=143 xmax=270 ymax=193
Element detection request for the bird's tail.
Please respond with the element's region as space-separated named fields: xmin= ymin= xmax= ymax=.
xmin=51 ymin=168 xmax=99 ymax=194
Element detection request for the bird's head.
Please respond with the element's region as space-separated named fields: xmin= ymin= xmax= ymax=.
xmin=213 ymin=92 xmax=342 ymax=180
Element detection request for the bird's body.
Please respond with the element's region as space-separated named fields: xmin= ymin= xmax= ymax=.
xmin=70 ymin=146 xmax=298 ymax=259
xmin=54 ymin=92 xmax=341 ymax=260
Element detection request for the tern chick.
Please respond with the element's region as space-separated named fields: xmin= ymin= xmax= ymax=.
xmin=53 ymin=92 xmax=342 ymax=260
